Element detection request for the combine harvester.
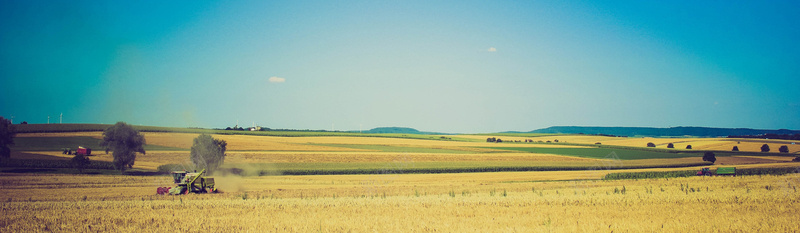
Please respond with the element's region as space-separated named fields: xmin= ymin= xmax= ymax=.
xmin=157 ymin=169 xmax=218 ymax=195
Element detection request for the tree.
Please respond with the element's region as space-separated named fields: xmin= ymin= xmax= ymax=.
xmin=0 ymin=116 xmax=15 ymax=158
xmin=71 ymin=153 xmax=90 ymax=173
xmin=703 ymin=151 xmax=716 ymax=163
xmin=761 ymin=144 xmax=770 ymax=152
xmin=190 ymin=134 xmax=227 ymax=174
xmin=732 ymin=146 xmax=739 ymax=151
xmin=646 ymin=142 xmax=656 ymax=147
xmin=779 ymin=145 xmax=789 ymax=153
xmin=667 ymin=143 xmax=674 ymax=149
xmin=101 ymin=122 xmax=145 ymax=171
xmin=685 ymin=145 xmax=692 ymax=149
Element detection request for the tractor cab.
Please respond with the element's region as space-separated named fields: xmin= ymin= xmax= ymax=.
xmin=697 ymin=167 xmax=712 ymax=176
xmin=171 ymin=171 xmax=187 ymax=184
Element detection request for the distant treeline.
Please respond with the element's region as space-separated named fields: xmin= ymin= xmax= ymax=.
xmin=727 ymin=134 xmax=800 ymax=141
xmin=530 ymin=126 xmax=800 ymax=137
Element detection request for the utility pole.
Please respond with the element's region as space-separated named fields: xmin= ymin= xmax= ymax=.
xmin=9 ymin=115 xmax=13 ymax=124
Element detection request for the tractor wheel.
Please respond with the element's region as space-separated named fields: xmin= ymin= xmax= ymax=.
xmin=705 ymin=172 xmax=712 ymax=176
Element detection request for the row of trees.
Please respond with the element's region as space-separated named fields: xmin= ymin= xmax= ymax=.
xmin=648 ymin=142 xmax=692 ymax=149
xmin=648 ymin=142 xmax=792 ymax=153
xmin=760 ymin=144 xmax=790 ymax=153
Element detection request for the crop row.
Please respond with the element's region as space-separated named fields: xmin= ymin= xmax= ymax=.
xmin=604 ymin=166 xmax=800 ymax=180
xmin=0 ymin=158 xmax=114 ymax=170
xmin=157 ymin=162 xmax=711 ymax=176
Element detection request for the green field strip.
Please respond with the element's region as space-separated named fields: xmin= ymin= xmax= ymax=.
xmin=10 ymin=137 xmax=186 ymax=151
xmin=487 ymin=147 xmax=702 ymax=160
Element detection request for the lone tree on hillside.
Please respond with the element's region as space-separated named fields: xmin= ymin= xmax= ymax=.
xmin=101 ymin=122 xmax=145 ymax=171
xmin=703 ymin=151 xmax=716 ymax=164
xmin=0 ymin=116 xmax=15 ymax=158
xmin=190 ymin=134 xmax=227 ymax=174
xmin=686 ymin=145 xmax=692 ymax=149
xmin=732 ymin=146 xmax=739 ymax=151
xmin=647 ymin=142 xmax=656 ymax=147
xmin=667 ymin=143 xmax=674 ymax=149
xmin=779 ymin=145 xmax=790 ymax=153
xmin=761 ymin=144 xmax=770 ymax=152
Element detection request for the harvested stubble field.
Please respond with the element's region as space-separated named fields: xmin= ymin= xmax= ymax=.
xmin=2 ymin=172 xmax=800 ymax=232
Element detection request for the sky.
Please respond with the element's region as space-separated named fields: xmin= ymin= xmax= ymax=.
xmin=1 ymin=0 xmax=799 ymax=133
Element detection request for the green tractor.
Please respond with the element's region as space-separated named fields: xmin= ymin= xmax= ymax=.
xmin=696 ymin=167 xmax=737 ymax=176
xmin=157 ymin=169 xmax=218 ymax=195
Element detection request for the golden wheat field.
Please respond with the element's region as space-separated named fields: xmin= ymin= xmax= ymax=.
xmin=2 ymin=172 xmax=800 ymax=232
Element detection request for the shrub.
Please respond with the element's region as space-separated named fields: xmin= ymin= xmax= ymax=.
xmin=685 ymin=145 xmax=692 ymax=149
xmin=703 ymin=151 xmax=716 ymax=164
xmin=732 ymin=146 xmax=739 ymax=151
xmin=779 ymin=145 xmax=789 ymax=153
xmin=667 ymin=143 xmax=674 ymax=149
xmin=647 ymin=142 xmax=656 ymax=147
xmin=761 ymin=144 xmax=770 ymax=152
xmin=71 ymin=154 xmax=91 ymax=173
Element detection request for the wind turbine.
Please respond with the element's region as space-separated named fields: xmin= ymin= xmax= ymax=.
xmin=60 ymin=113 xmax=63 ymax=124
xmin=47 ymin=115 xmax=50 ymax=124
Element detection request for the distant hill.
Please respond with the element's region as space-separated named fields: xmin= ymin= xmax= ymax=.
xmin=526 ymin=126 xmax=800 ymax=137
xmin=358 ymin=127 xmax=441 ymax=135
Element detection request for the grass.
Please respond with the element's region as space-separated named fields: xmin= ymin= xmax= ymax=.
xmin=10 ymin=136 xmax=184 ymax=151
xmin=488 ymin=147 xmax=703 ymax=160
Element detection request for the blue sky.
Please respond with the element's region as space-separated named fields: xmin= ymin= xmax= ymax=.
xmin=1 ymin=0 xmax=799 ymax=133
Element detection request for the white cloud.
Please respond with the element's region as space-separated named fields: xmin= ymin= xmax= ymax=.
xmin=268 ymin=76 xmax=286 ymax=83
xmin=487 ymin=47 xmax=497 ymax=52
